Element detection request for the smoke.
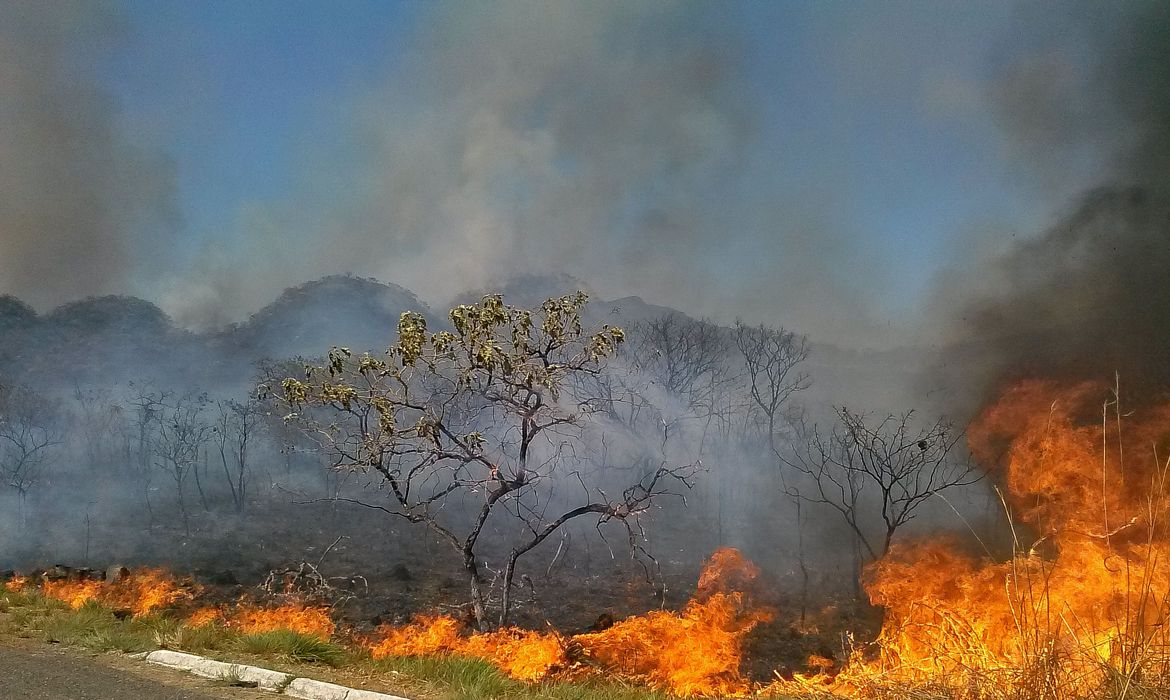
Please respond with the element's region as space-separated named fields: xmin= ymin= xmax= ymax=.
xmin=162 ymin=0 xmax=891 ymax=346
xmin=930 ymin=2 xmax=1170 ymax=408
xmin=167 ymin=0 xmax=749 ymax=324
xmin=0 ymin=1 xmax=179 ymax=311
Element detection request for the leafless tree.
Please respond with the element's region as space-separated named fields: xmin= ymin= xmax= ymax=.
xmin=71 ymin=384 xmax=127 ymax=469
xmin=732 ymin=320 xmax=812 ymax=611
xmin=283 ymin=293 xmax=698 ymax=629
xmin=127 ymin=383 xmax=170 ymax=522
xmin=0 ymin=382 xmax=62 ymax=520
xmin=151 ymin=391 xmax=214 ymax=533
xmin=784 ymin=407 xmax=980 ymax=563
xmin=215 ymin=398 xmax=260 ymax=515
xmin=734 ymin=320 xmax=811 ymax=453
xmin=624 ymin=313 xmax=742 ymax=449
xmin=571 ymin=361 xmax=662 ymax=435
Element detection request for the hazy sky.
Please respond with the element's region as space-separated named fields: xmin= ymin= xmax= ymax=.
xmin=0 ymin=1 xmax=1137 ymax=348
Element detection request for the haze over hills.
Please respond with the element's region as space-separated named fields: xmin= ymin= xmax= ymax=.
xmin=0 ymin=273 xmax=932 ymax=416
xmin=215 ymin=275 xmax=440 ymax=363
xmin=0 ymin=270 xmax=964 ymax=598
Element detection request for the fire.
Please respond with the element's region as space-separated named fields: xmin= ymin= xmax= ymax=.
xmin=231 ymin=602 xmax=336 ymax=639
xmin=186 ymin=605 xmax=224 ymax=627
xmin=9 ymin=566 xmax=335 ymax=640
xmin=575 ymin=591 xmax=770 ymax=696
xmin=369 ymin=614 xmax=463 ymax=657
xmin=185 ymin=599 xmax=335 ymax=639
xmin=33 ymin=568 xmax=193 ymax=615
xmin=368 ymin=614 xmax=567 ymax=681
xmin=41 ymin=578 xmax=105 ymax=609
xmin=16 ymin=379 xmax=1165 ymax=698
xmin=777 ymin=379 xmax=1170 ymax=697
xmin=104 ymin=568 xmax=192 ymax=615
xmin=697 ymin=546 xmax=762 ymax=597
xmin=575 ymin=548 xmax=769 ymax=696
xmin=461 ymin=628 xmax=567 ymax=682
xmin=366 ymin=547 xmax=770 ymax=695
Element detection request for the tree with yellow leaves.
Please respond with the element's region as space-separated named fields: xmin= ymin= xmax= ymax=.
xmin=282 ymin=292 xmax=697 ymax=629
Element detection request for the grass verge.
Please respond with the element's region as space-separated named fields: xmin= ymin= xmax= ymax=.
xmin=0 ymin=582 xmax=674 ymax=700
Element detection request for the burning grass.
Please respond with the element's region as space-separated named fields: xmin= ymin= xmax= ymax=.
xmin=6 ymin=381 xmax=1170 ymax=699
xmin=772 ymin=380 xmax=1170 ymax=699
xmin=0 ymin=580 xmax=674 ymax=700
xmin=1 ymin=548 xmax=771 ymax=697
xmin=12 ymin=567 xmax=196 ymax=616
xmin=364 ymin=547 xmax=771 ymax=696
xmin=230 ymin=602 xmax=337 ymax=638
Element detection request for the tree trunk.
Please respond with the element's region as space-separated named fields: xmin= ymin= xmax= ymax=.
xmin=220 ymin=444 xmax=240 ymax=512
xmin=464 ymin=550 xmax=489 ymax=631
xmin=500 ymin=554 xmax=519 ymax=628
xmin=795 ymin=498 xmax=809 ymax=625
xmin=193 ymin=451 xmax=210 ymax=512
xmin=176 ymin=475 xmax=190 ymax=536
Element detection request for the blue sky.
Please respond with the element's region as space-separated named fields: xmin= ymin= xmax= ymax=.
xmin=104 ymin=1 xmax=422 ymax=243
xmin=1 ymin=1 xmax=1121 ymax=348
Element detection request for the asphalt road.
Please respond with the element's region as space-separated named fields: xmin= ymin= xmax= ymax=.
xmin=0 ymin=636 xmax=271 ymax=700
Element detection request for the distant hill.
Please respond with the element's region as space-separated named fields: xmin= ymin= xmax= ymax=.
xmin=0 ymin=295 xmax=206 ymax=387
xmin=451 ymin=272 xmax=594 ymax=310
xmin=0 ymin=277 xmax=437 ymax=389
xmin=0 ymin=273 xmax=951 ymax=416
xmin=0 ymin=295 xmax=36 ymax=333
xmin=219 ymin=275 xmax=438 ymax=360
xmin=449 ymin=273 xmax=693 ymax=329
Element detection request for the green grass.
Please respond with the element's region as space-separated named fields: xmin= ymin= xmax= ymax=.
xmin=167 ymin=621 xmax=237 ymax=652
xmin=369 ymin=655 xmax=674 ymax=700
xmin=0 ymin=585 xmax=68 ymax=614
xmin=234 ymin=629 xmax=348 ymax=666
xmin=373 ymin=655 xmax=520 ymax=697
xmin=0 ymin=583 xmax=672 ymax=700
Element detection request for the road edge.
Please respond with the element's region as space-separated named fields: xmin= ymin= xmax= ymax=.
xmin=134 ymin=649 xmax=412 ymax=700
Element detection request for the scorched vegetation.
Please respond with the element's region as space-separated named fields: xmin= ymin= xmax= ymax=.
xmin=4 ymin=286 xmax=1170 ymax=700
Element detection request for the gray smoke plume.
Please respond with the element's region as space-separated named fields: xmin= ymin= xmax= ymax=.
xmin=164 ymin=0 xmax=749 ymax=325
xmin=0 ymin=1 xmax=178 ymax=311
xmin=931 ymin=2 xmax=1170 ymax=408
xmin=162 ymin=0 xmax=891 ymax=347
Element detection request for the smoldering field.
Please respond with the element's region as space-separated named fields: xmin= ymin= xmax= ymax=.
xmin=0 ymin=275 xmax=957 ymax=689
xmin=7 ymin=1 xmax=1170 ymax=697
xmin=0 ymin=277 xmax=909 ymax=606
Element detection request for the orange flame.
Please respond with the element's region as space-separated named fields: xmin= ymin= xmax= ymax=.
xmin=462 ymin=628 xmax=567 ymax=682
xmin=369 ymin=614 xmax=463 ymax=657
xmin=365 ymin=547 xmax=769 ymax=695
xmin=106 ymin=568 xmax=192 ymax=616
xmin=186 ymin=605 xmax=224 ymax=628
xmin=34 ymin=568 xmax=193 ymax=615
xmin=368 ymin=615 xmax=566 ymax=681
xmin=575 ymin=591 xmax=770 ymax=696
xmin=41 ymin=578 xmax=105 ymax=609
xmin=776 ymin=380 xmax=1170 ymax=697
xmin=232 ymin=602 xmax=336 ymax=639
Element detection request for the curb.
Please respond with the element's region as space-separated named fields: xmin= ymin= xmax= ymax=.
xmin=285 ymin=677 xmax=405 ymax=700
xmin=135 ymin=649 xmax=411 ymax=700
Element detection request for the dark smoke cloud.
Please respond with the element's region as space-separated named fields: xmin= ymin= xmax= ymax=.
xmin=932 ymin=2 xmax=1170 ymax=408
xmin=0 ymin=1 xmax=178 ymax=311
